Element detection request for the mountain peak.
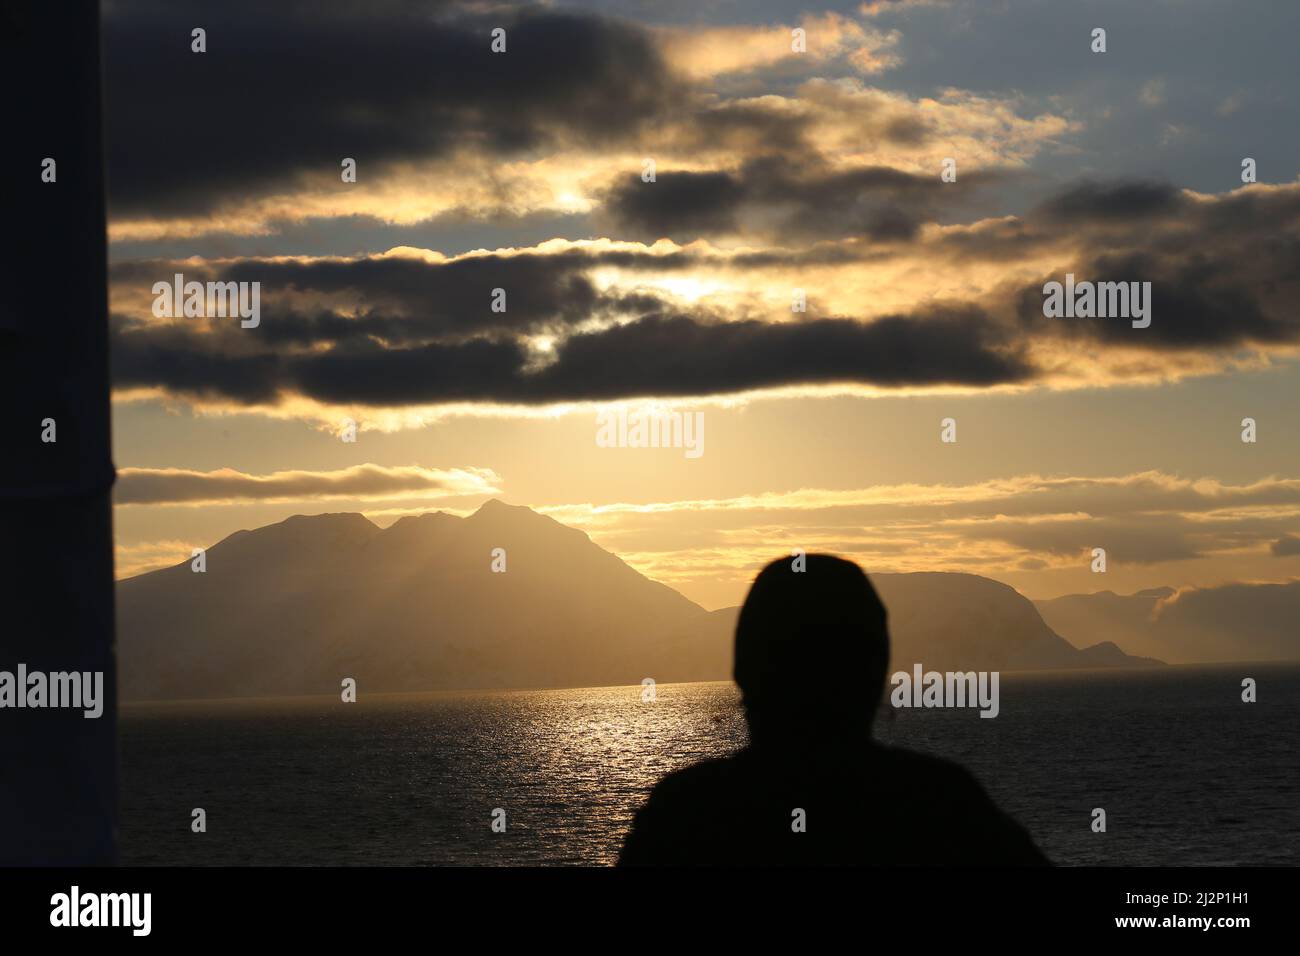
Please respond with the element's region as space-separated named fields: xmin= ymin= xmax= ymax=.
xmin=237 ymin=510 xmax=378 ymax=545
xmin=117 ymin=499 xmax=713 ymax=699
xmin=467 ymin=498 xmax=592 ymax=546
xmin=469 ymin=498 xmax=552 ymax=524
xmin=281 ymin=512 xmax=375 ymax=528
xmin=387 ymin=511 xmax=459 ymax=528
xmin=377 ymin=511 xmax=463 ymax=543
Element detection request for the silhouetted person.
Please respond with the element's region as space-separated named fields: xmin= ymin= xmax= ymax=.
xmin=619 ymin=556 xmax=1048 ymax=865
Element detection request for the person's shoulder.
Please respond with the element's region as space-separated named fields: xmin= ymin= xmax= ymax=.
xmin=870 ymin=743 xmax=1050 ymax=865
xmin=644 ymin=755 xmax=745 ymax=800
xmin=871 ymin=743 xmax=986 ymax=788
xmin=619 ymin=756 xmax=748 ymax=865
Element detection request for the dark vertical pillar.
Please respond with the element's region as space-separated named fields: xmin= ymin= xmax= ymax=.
xmin=0 ymin=1 xmax=117 ymax=865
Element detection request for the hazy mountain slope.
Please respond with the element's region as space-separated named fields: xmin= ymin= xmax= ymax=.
xmin=1037 ymin=582 xmax=1300 ymax=663
xmin=117 ymin=501 xmax=713 ymax=699
xmin=116 ymin=513 xmax=384 ymax=699
xmin=705 ymin=571 xmax=1160 ymax=674
xmin=117 ymin=505 xmax=1157 ymax=700
xmin=872 ymin=572 xmax=1089 ymax=670
xmin=1034 ymin=588 xmax=1172 ymax=662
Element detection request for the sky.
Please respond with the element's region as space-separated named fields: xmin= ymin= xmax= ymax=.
xmin=105 ymin=0 xmax=1300 ymax=611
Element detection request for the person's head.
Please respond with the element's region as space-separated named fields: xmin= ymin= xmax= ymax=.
xmin=733 ymin=555 xmax=889 ymax=748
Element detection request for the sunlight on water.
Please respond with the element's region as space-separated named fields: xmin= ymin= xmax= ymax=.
xmin=121 ymin=665 xmax=1300 ymax=865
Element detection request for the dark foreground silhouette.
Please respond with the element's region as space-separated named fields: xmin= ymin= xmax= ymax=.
xmin=620 ymin=556 xmax=1048 ymax=865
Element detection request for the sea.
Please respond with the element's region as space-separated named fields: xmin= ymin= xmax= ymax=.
xmin=119 ymin=663 xmax=1300 ymax=866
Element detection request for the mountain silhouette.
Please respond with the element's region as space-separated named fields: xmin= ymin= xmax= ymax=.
xmin=702 ymin=571 xmax=1162 ymax=677
xmin=117 ymin=501 xmax=1156 ymax=700
xmin=1037 ymin=582 xmax=1300 ymax=663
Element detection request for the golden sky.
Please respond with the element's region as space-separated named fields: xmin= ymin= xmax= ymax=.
xmin=105 ymin=0 xmax=1300 ymax=612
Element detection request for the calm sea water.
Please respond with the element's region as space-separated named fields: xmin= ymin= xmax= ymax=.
xmin=119 ymin=664 xmax=1300 ymax=866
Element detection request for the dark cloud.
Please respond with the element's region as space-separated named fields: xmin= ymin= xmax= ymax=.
xmin=104 ymin=1 xmax=682 ymax=215
xmin=224 ymin=253 xmax=607 ymax=336
xmin=112 ymin=305 xmax=1032 ymax=406
xmin=1012 ymin=248 xmax=1300 ymax=350
xmin=1272 ymin=534 xmax=1300 ymax=557
xmin=600 ymin=157 xmax=994 ymax=242
xmin=528 ymin=308 xmax=1030 ymax=399
xmin=599 ymin=171 xmax=747 ymax=238
xmin=1035 ymin=180 xmax=1187 ymax=223
xmin=111 ymin=249 xmax=691 ymax=343
xmin=930 ymin=219 xmax=1054 ymax=263
xmin=1006 ymin=179 xmax=1300 ymax=350
xmin=108 ymin=177 xmax=1300 ymax=407
xmin=684 ymin=102 xmax=819 ymax=155
xmin=113 ymin=330 xmax=286 ymax=403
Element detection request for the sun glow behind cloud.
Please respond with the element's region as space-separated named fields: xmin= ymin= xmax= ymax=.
xmin=103 ymin=0 xmax=1300 ymax=614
